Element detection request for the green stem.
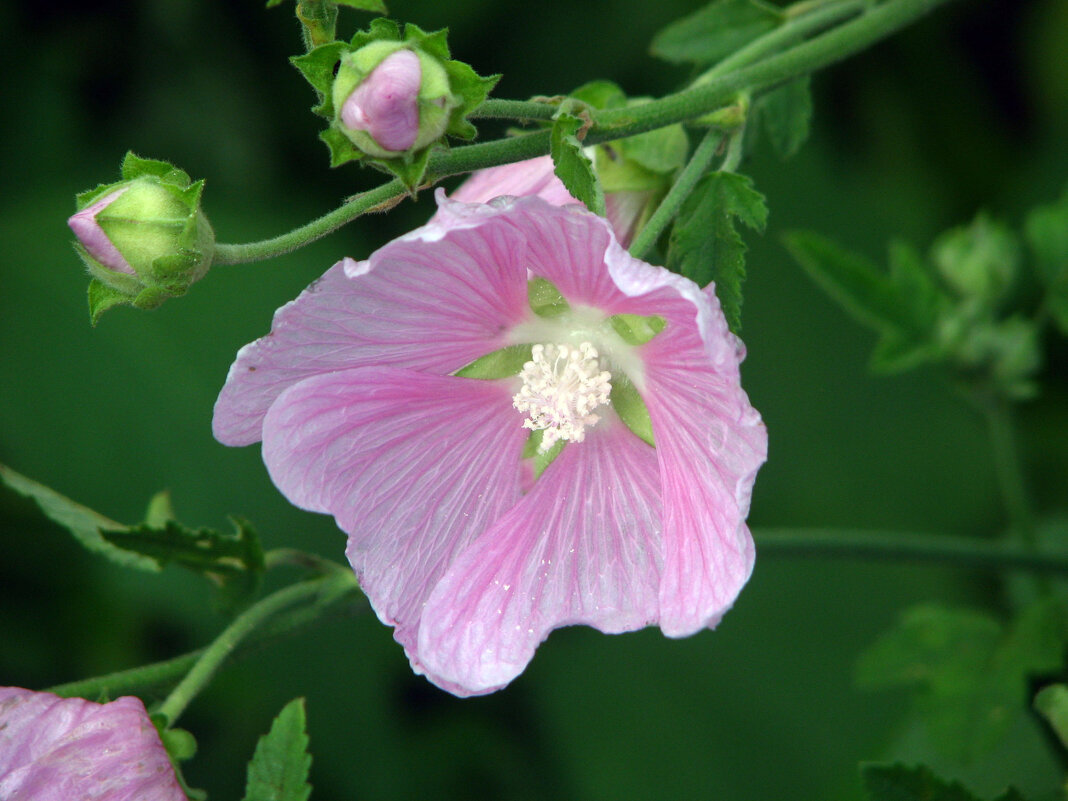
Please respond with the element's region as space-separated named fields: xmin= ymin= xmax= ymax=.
xmin=211 ymin=179 xmax=404 ymax=265
xmin=469 ymin=98 xmax=558 ymax=121
xmin=981 ymin=399 xmax=1037 ymax=545
xmin=628 ymin=129 xmax=724 ymax=260
xmin=211 ymin=0 xmax=954 ymax=264
xmin=700 ymin=0 xmax=871 ymax=83
xmin=754 ymin=527 xmax=1068 ymax=574
xmin=48 ymin=650 xmax=204 ymax=701
xmin=155 ymin=571 xmax=357 ymax=725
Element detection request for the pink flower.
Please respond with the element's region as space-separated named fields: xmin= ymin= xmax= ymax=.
xmin=0 ymin=687 xmax=184 ymax=801
xmin=449 ymin=155 xmax=656 ymax=248
xmin=340 ymin=49 xmax=422 ymax=153
xmin=213 ymin=194 xmax=766 ymax=695
xmin=67 ymin=187 xmax=136 ymax=275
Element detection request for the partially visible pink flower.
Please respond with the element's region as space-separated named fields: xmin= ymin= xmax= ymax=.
xmin=67 ymin=187 xmax=135 ymax=275
xmin=0 ymin=687 xmax=184 ymax=801
xmin=449 ymin=155 xmax=656 ymax=248
xmin=340 ymin=49 xmax=422 ymax=153
xmin=214 ymin=194 xmax=766 ymax=696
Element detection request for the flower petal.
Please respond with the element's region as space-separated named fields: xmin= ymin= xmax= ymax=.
xmin=0 ymin=688 xmax=184 ymax=801
xmin=449 ymin=156 xmax=577 ymax=208
xmin=639 ymin=286 xmax=767 ymax=637
xmin=213 ymin=214 xmax=530 ymax=446
xmin=260 ymin=367 xmax=526 ymax=666
xmin=416 ymin=418 xmax=662 ymax=695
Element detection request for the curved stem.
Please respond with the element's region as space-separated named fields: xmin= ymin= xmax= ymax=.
xmin=212 ymin=179 xmax=404 ymax=265
xmin=754 ymin=527 xmax=1068 ymax=574
xmin=155 ymin=571 xmax=357 ymax=725
xmin=628 ymin=129 xmax=724 ymax=260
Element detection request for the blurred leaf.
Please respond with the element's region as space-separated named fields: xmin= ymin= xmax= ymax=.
xmin=0 ymin=463 xmax=159 ymax=572
xmin=931 ymin=213 xmax=1020 ymax=306
xmin=570 ymin=80 xmax=627 ymax=110
xmin=862 ymin=763 xmax=1029 ymax=801
xmin=784 ymin=231 xmax=916 ymax=333
xmin=1024 ymin=185 xmax=1068 ymax=334
xmin=856 ymin=601 xmax=1066 ymax=763
xmin=103 ymin=517 xmax=265 ymax=611
xmin=1033 ymin=684 xmax=1068 ymax=750
xmin=334 ymin=0 xmax=387 ymax=10
xmin=243 ymin=698 xmax=313 ymax=801
xmin=550 ymin=111 xmax=605 ymax=215
xmin=650 ymin=0 xmax=783 ymax=65
xmin=758 ymin=76 xmax=812 ymax=159
xmin=668 ymin=171 xmax=767 ymax=333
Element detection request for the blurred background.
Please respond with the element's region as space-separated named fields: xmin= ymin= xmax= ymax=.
xmin=2 ymin=0 xmax=1067 ymax=798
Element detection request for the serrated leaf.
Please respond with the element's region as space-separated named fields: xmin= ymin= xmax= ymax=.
xmin=87 ymin=279 xmax=131 ymax=325
xmin=550 ymin=112 xmax=604 ymax=216
xmin=784 ymin=230 xmax=919 ymax=334
xmin=856 ymin=600 xmax=1066 ymax=763
xmin=103 ymin=517 xmax=265 ymax=610
xmin=290 ymin=42 xmax=347 ymax=119
xmin=243 ymin=698 xmax=312 ymax=801
xmin=862 ymin=764 xmax=988 ymax=801
xmin=758 ymin=76 xmax=812 ymax=159
xmin=1024 ymin=186 xmax=1068 ymax=334
xmin=0 ymin=463 xmax=159 ymax=572
xmin=667 ymin=171 xmax=767 ymax=333
xmin=650 ymin=0 xmax=783 ymax=66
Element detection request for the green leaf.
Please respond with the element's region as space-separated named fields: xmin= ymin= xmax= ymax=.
xmin=290 ymin=42 xmax=348 ymax=119
xmin=855 ymin=600 xmax=1066 ymax=762
xmin=243 ymin=698 xmax=313 ymax=801
xmin=570 ymin=80 xmax=627 ymax=111
xmin=667 ymin=171 xmax=767 ymax=333
xmin=550 ymin=111 xmax=605 ymax=216
xmin=650 ymin=0 xmax=783 ymax=66
xmin=527 ymin=434 xmax=565 ymax=481
xmin=784 ymin=230 xmax=919 ymax=334
xmin=0 ymin=463 xmax=159 ymax=572
xmin=931 ymin=213 xmax=1020 ymax=305
xmin=103 ymin=517 xmax=265 ymax=610
xmin=87 ymin=279 xmax=132 ymax=325
xmin=1024 ymin=185 xmax=1068 ymax=334
xmin=378 ymin=147 xmax=432 ymax=192
xmin=454 ymin=344 xmax=533 ymax=379
xmin=1034 ymin=683 xmax=1068 ymax=749
xmin=862 ymin=763 xmax=1016 ymax=801
xmin=758 ymin=76 xmax=812 ymax=160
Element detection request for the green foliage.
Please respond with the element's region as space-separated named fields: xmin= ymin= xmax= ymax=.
xmin=103 ymin=516 xmax=265 ymax=611
xmin=1024 ymin=185 xmax=1068 ymax=335
xmin=243 ymin=698 xmax=313 ymax=801
xmin=667 ymin=171 xmax=767 ymax=333
xmin=454 ymin=344 xmax=534 ymax=379
xmin=550 ymin=111 xmax=605 ymax=216
xmin=650 ymin=0 xmax=782 ymax=66
xmin=855 ymin=600 xmax=1066 ymax=763
xmin=784 ymin=231 xmax=947 ymax=373
xmin=932 ymin=213 xmax=1020 ymax=307
xmin=0 ymin=463 xmax=159 ymax=572
xmin=1033 ymin=683 xmax=1068 ymax=750
xmin=862 ymin=763 xmax=1029 ymax=801
xmin=756 ymin=76 xmax=812 ymax=160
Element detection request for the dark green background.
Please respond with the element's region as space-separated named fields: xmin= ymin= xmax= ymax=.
xmin=2 ymin=0 xmax=1067 ymax=798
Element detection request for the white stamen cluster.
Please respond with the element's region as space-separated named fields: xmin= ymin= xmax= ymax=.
xmin=513 ymin=342 xmax=612 ymax=452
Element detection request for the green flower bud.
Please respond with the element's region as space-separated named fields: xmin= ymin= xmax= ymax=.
xmin=932 ymin=213 xmax=1020 ymax=305
xmin=69 ymin=153 xmax=214 ymax=324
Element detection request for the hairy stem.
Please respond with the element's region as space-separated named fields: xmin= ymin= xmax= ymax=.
xmin=628 ymin=129 xmax=724 ymax=260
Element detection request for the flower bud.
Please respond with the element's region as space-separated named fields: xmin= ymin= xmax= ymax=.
xmin=333 ymin=42 xmax=457 ymax=160
xmin=69 ymin=153 xmax=214 ymax=323
xmin=932 ymin=213 xmax=1020 ymax=306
